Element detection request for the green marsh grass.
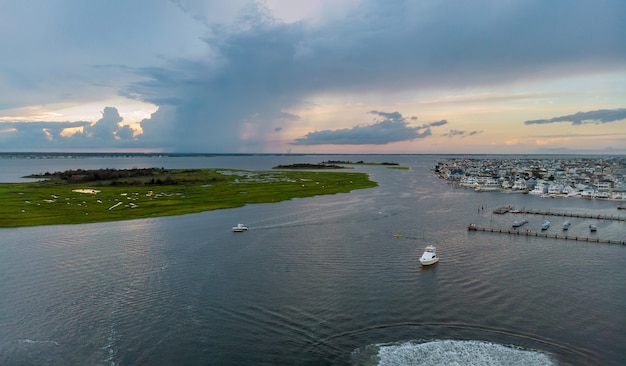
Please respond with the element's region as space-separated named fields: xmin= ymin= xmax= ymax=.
xmin=0 ymin=168 xmax=378 ymax=227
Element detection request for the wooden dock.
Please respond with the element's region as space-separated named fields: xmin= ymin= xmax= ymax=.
xmin=510 ymin=209 xmax=626 ymax=222
xmin=467 ymin=224 xmax=626 ymax=245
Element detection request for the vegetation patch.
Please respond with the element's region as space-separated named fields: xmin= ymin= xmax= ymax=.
xmin=322 ymin=160 xmax=401 ymax=166
xmin=0 ymin=168 xmax=378 ymax=227
xmin=272 ymin=163 xmax=346 ymax=169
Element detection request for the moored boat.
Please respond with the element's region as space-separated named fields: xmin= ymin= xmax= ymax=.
xmin=419 ymin=245 xmax=439 ymax=266
xmin=232 ymin=223 xmax=249 ymax=232
xmin=589 ymin=224 xmax=597 ymax=232
xmin=493 ymin=206 xmax=512 ymax=214
xmin=512 ymin=219 xmax=528 ymax=228
xmin=562 ymin=221 xmax=571 ymax=230
xmin=541 ymin=220 xmax=550 ymax=230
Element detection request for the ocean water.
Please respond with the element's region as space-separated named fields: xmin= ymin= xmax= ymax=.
xmin=0 ymin=154 xmax=625 ymax=365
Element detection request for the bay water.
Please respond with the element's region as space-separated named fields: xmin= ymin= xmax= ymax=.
xmin=1 ymin=155 xmax=624 ymax=365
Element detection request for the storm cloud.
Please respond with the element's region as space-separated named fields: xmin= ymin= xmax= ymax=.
xmin=125 ymin=1 xmax=626 ymax=151
xmin=1 ymin=1 xmax=625 ymax=152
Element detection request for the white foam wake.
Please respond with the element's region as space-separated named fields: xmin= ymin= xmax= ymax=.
xmin=373 ymin=340 xmax=556 ymax=366
xmin=17 ymin=339 xmax=60 ymax=346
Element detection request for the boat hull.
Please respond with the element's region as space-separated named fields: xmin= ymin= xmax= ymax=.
xmin=420 ymin=258 xmax=439 ymax=266
xmin=419 ymin=245 xmax=439 ymax=266
xmin=232 ymin=224 xmax=249 ymax=232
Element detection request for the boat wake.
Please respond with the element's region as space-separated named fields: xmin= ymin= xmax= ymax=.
xmin=352 ymin=339 xmax=556 ymax=366
xmin=17 ymin=339 xmax=60 ymax=346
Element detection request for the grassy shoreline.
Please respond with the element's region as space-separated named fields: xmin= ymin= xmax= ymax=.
xmin=0 ymin=168 xmax=378 ymax=228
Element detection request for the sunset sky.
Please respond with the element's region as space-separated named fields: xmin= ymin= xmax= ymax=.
xmin=1 ymin=0 xmax=625 ymax=154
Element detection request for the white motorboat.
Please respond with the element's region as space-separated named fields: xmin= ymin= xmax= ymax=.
xmin=541 ymin=220 xmax=550 ymax=230
xmin=512 ymin=219 xmax=528 ymax=228
xmin=419 ymin=245 xmax=439 ymax=266
xmin=232 ymin=223 xmax=249 ymax=232
xmin=562 ymin=221 xmax=571 ymax=230
xmin=589 ymin=224 xmax=597 ymax=232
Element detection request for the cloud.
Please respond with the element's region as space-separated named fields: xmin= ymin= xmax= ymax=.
xmin=0 ymin=107 xmax=138 ymax=150
xmin=291 ymin=111 xmax=446 ymax=145
xmin=0 ymin=121 xmax=89 ymax=148
xmin=524 ymin=108 xmax=626 ymax=125
xmin=424 ymin=120 xmax=448 ymax=128
xmin=1 ymin=1 xmax=625 ymax=152
xmin=442 ymin=129 xmax=483 ymax=138
xmin=124 ymin=1 xmax=626 ymax=152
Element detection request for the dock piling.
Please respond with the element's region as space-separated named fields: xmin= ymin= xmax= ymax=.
xmin=467 ymin=223 xmax=625 ymax=245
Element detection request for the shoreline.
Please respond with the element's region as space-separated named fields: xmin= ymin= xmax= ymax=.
xmin=433 ymin=156 xmax=626 ymax=203
xmin=449 ymin=183 xmax=626 ymax=202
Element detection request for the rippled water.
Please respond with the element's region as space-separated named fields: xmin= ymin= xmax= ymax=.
xmin=1 ymin=155 xmax=625 ymax=365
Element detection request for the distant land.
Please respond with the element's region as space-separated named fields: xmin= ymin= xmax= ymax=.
xmin=3 ymin=152 xmax=624 ymax=159
xmin=272 ymin=160 xmax=401 ymax=169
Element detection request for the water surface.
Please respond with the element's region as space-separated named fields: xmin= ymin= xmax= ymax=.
xmin=1 ymin=155 xmax=624 ymax=365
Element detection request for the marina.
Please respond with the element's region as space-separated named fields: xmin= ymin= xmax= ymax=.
xmin=507 ymin=208 xmax=626 ymax=221
xmin=467 ymin=223 xmax=626 ymax=245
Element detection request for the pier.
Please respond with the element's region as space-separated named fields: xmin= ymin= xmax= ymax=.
xmin=467 ymin=224 xmax=626 ymax=245
xmin=511 ymin=209 xmax=626 ymax=221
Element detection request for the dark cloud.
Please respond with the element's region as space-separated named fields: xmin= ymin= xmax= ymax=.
xmin=2 ymin=1 xmax=625 ymax=152
xmin=127 ymin=1 xmax=626 ymax=152
xmin=423 ymin=120 xmax=448 ymax=128
xmin=524 ymin=108 xmax=626 ymax=125
xmin=0 ymin=107 xmax=137 ymax=149
xmin=84 ymin=107 xmax=123 ymax=142
xmin=0 ymin=121 xmax=89 ymax=148
xmin=442 ymin=129 xmax=483 ymax=138
xmin=132 ymin=14 xmax=307 ymax=151
xmin=291 ymin=111 xmax=445 ymax=145
xmin=370 ymin=111 xmax=404 ymax=121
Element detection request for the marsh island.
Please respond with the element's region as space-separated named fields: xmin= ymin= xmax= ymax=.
xmin=0 ymin=167 xmax=378 ymax=227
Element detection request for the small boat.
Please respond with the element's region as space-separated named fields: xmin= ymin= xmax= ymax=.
xmin=232 ymin=223 xmax=249 ymax=232
xmin=589 ymin=224 xmax=597 ymax=232
xmin=541 ymin=220 xmax=550 ymax=230
xmin=493 ymin=206 xmax=511 ymax=214
xmin=419 ymin=245 xmax=439 ymax=266
xmin=512 ymin=219 xmax=528 ymax=228
xmin=562 ymin=221 xmax=571 ymax=230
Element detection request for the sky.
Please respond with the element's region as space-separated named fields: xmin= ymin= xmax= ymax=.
xmin=1 ymin=0 xmax=625 ymax=154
